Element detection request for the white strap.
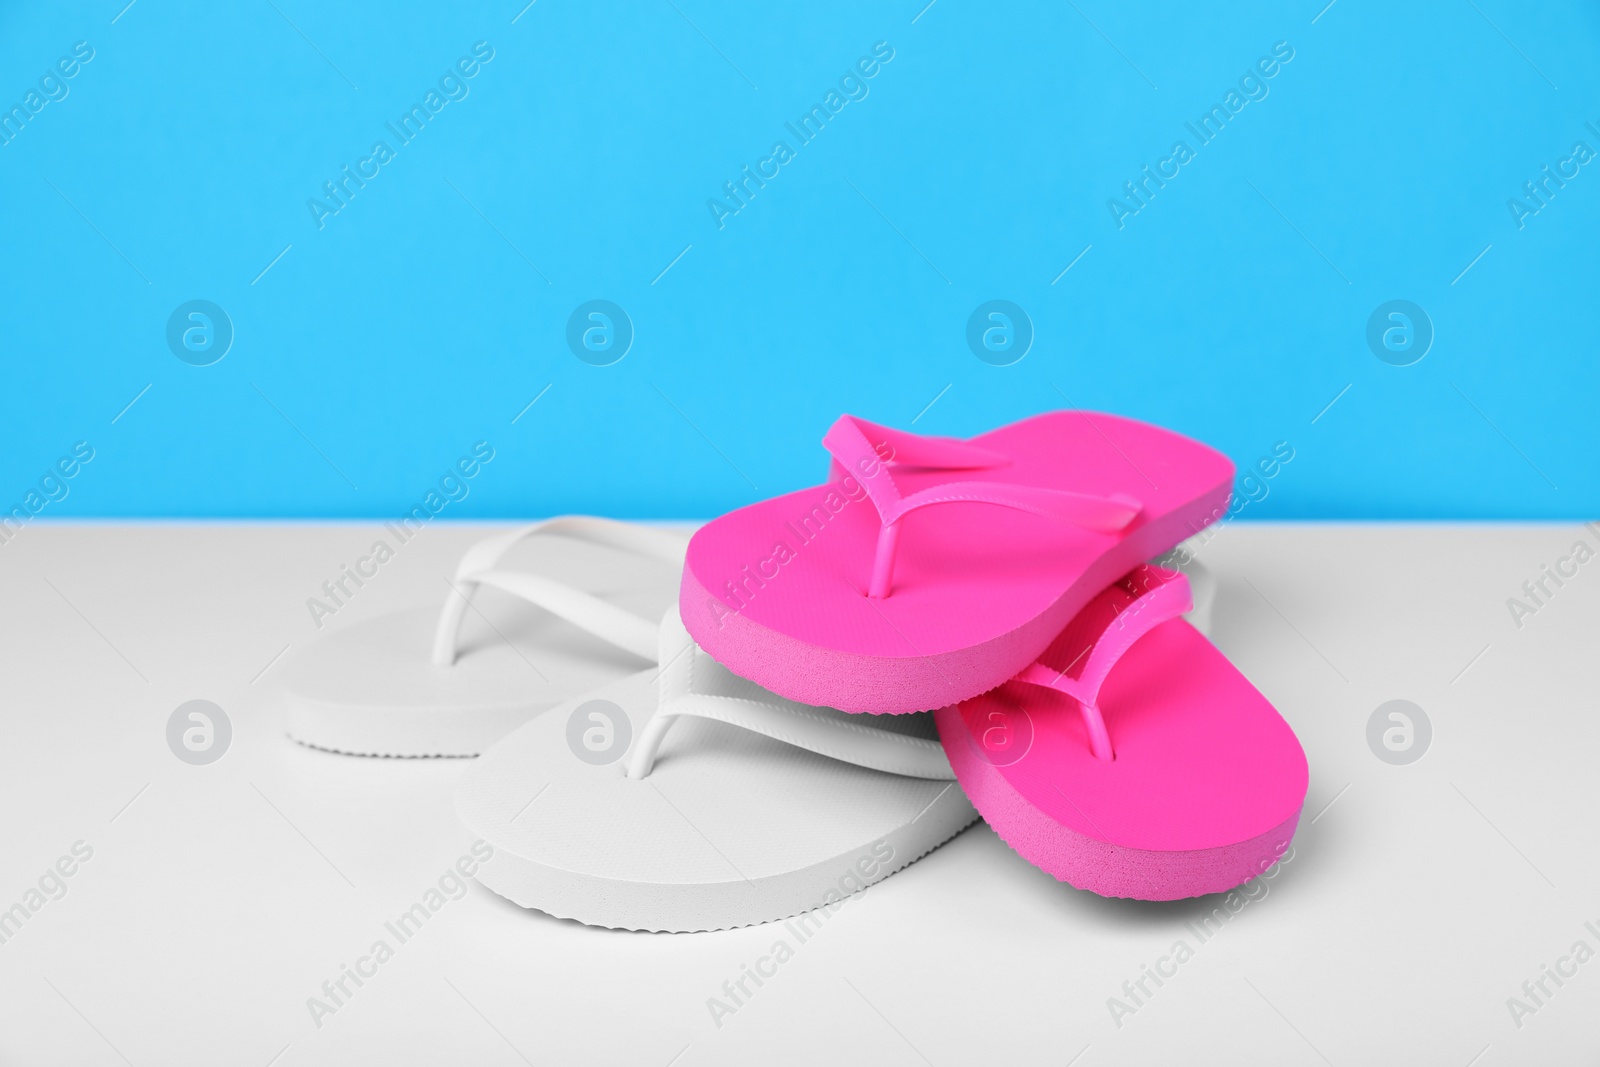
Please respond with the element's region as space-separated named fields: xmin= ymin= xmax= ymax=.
xmin=625 ymin=609 xmax=954 ymax=780
xmin=448 ymin=570 xmax=662 ymax=662
xmin=625 ymin=693 xmax=954 ymax=780
xmin=450 ymin=516 xmax=688 ymax=577
xmin=431 ymin=517 xmax=688 ymax=666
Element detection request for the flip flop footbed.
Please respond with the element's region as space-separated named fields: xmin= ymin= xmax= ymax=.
xmin=455 ymin=668 xmax=978 ymax=932
xmin=277 ymin=595 xmax=652 ymax=757
xmin=936 ymin=586 xmax=1307 ymax=900
xmin=275 ymin=524 xmax=682 ymax=757
xmin=683 ymin=411 xmax=1233 ymax=713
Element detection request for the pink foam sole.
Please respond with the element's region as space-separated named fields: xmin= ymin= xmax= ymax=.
xmin=683 ymin=411 xmax=1234 ymax=714
xmin=934 ymin=609 xmax=1309 ymax=900
xmin=936 ymin=706 xmax=1303 ymax=899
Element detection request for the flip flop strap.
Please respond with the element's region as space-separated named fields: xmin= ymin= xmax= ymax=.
xmin=431 ymin=516 xmax=688 ymax=666
xmin=627 ymin=608 xmax=954 ymax=780
xmin=821 ymin=414 xmax=1143 ymax=597
xmin=1013 ymin=564 xmax=1192 ymax=761
xmin=625 ymin=693 xmax=955 ymax=780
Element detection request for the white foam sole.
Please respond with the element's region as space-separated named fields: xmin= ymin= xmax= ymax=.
xmin=279 ymin=606 xmax=646 ymax=757
xmin=456 ymin=667 xmax=979 ymax=932
xmin=277 ymin=604 xmax=646 ymax=757
xmin=273 ymin=519 xmax=685 ymax=757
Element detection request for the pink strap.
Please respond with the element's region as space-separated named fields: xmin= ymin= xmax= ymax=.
xmin=825 ymin=415 xmax=1011 ymax=474
xmin=821 ymin=414 xmax=1143 ymax=597
xmin=1015 ymin=564 xmax=1192 ymax=761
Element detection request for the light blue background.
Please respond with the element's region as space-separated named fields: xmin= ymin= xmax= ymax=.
xmin=2 ymin=0 xmax=1595 ymax=520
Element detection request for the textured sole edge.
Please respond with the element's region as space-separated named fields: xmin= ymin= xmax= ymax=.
xmin=284 ymin=732 xmax=479 ymax=760
xmin=280 ymin=691 xmax=554 ymax=759
xmin=461 ymin=788 xmax=980 ymax=933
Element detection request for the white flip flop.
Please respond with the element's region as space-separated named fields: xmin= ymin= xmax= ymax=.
xmin=274 ymin=517 xmax=688 ymax=757
xmin=454 ymin=607 xmax=980 ymax=932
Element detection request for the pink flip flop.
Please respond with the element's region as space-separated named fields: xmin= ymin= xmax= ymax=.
xmin=681 ymin=411 xmax=1234 ymax=713
xmin=933 ymin=564 xmax=1308 ymax=900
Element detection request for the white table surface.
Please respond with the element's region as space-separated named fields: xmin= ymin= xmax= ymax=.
xmin=1 ymin=521 xmax=1596 ymax=1066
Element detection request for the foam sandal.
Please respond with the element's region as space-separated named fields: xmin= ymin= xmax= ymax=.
xmin=681 ymin=411 xmax=1233 ymax=714
xmin=453 ymin=608 xmax=978 ymax=932
xmin=934 ymin=563 xmax=1307 ymax=900
xmin=274 ymin=517 xmax=687 ymax=757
